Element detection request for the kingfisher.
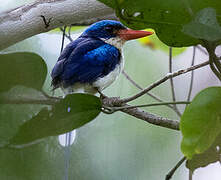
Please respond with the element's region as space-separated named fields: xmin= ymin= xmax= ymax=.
xmin=51 ymin=20 xmax=153 ymax=95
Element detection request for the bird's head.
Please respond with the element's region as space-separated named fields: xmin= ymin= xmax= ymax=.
xmin=81 ymin=20 xmax=153 ymax=49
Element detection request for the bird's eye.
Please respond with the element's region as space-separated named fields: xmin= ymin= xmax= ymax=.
xmin=104 ymin=26 xmax=114 ymax=33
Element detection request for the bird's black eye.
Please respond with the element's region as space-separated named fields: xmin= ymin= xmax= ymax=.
xmin=104 ymin=26 xmax=114 ymax=33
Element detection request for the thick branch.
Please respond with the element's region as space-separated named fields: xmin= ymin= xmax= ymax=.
xmin=1 ymin=93 xmax=180 ymax=130
xmin=122 ymin=70 xmax=182 ymax=117
xmin=121 ymin=107 xmax=179 ymax=130
xmin=0 ymin=0 xmax=116 ymax=50
xmin=102 ymin=97 xmax=180 ymax=130
xmin=104 ymin=101 xmax=190 ymax=112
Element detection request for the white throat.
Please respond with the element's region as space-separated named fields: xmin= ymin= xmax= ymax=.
xmin=101 ymin=37 xmax=125 ymax=50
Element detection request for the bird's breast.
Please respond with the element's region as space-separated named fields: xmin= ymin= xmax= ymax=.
xmin=91 ymin=36 xmax=125 ymax=90
xmin=92 ymin=55 xmax=124 ymax=90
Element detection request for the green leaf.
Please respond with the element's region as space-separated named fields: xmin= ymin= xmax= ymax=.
xmin=186 ymin=132 xmax=221 ymax=172
xmin=183 ymin=8 xmax=221 ymax=42
xmin=180 ymin=87 xmax=221 ymax=159
xmin=9 ymin=93 xmax=101 ymax=145
xmin=0 ymin=137 xmax=66 ymax=180
xmin=0 ymin=52 xmax=47 ymax=93
xmin=0 ymin=86 xmax=50 ymax=145
xmin=0 ymin=32 xmax=185 ymax=180
xmin=99 ymin=0 xmax=221 ymax=46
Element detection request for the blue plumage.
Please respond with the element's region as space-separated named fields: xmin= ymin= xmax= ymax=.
xmin=51 ymin=36 xmax=120 ymax=89
xmin=82 ymin=20 xmax=126 ymax=39
xmin=51 ymin=20 xmax=125 ymax=92
xmin=51 ymin=20 xmax=153 ymax=93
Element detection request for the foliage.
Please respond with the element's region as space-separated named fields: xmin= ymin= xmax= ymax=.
xmin=1 ymin=0 xmax=221 ymax=179
xmin=10 ymin=93 xmax=101 ymax=145
xmin=186 ymin=132 xmax=221 ymax=172
xmin=180 ymin=87 xmax=221 ymax=158
xmin=99 ymin=0 xmax=221 ymax=47
xmin=0 ymin=40 xmax=179 ymax=180
xmin=0 ymin=52 xmax=101 ymax=147
xmin=99 ymin=1 xmax=221 ymax=172
xmin=183 ymin=8 xmax=221 ymax=42
xmin=0 ymin=52 xmax=47 ymax=92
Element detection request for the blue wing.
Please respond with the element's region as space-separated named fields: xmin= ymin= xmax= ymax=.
xmin=51 ymin=39 xmax=79 ymax=81
xmin=51 ymin=37 xmax=120 ymax=89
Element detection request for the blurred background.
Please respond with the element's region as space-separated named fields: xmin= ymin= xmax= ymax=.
xmin=0 ymin=1 xmax=221 ymax=180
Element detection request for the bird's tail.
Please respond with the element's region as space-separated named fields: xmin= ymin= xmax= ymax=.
xmin=51 ymin=76 xmax=61 ymax=91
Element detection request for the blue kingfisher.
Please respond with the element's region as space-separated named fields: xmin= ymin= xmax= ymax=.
xmin=51 ymin=20 xmax=153 ymax=95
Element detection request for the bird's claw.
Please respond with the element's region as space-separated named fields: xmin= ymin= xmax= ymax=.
xmin=96 ymin=88 xmax=108 ymax=99
xmin=102 ymin=96 xmax=121 ymax=107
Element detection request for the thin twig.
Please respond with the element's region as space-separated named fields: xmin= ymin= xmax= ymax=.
xmin=211 ymin=62 xmax=221 ymax=79
xmin=196 ymin=45 xmax=208 ymax=55
xmin=187 ymin=46 xmax=196 ymax=102
xmin=60 ymin=26 xmax=73 ymax=42
xmin=102 ymin=97 xmax=180 ymax=130
xmin=0 ymin=93 xmax=180 ymax=130
xmin=209 ymin=60 xmax=221 ymax=80
xmin=120 ymin=59 xmax=218 ymax=104
xmin=203 ymin=41 xmax=221 ymax=81
xmin=212 ymin=52 xmax=221 ymax=74
xmin=103 ymin=101 xmax=190 ymax=113
xmin=165 ymin=157 xmax=186 ymax=180
xmin=169 ymin=47 xmax=181 ymax=117
xmin=60 ymin=26 xmax=66 ymax=53
xmin=189 ymin=170 xmax=193 ymax=180
xmin=0 ymin=98 xmax=58 ymax=105
xmin=122 ymin=70 xmax=164 ymax=102
xmin=169 ymin=47 xmax=176 ymax=102
xmin=68 ymin=26 xmax=73 ymax=41
xmin=208 ymin=43 xmax=221 ymax=75
xmin=122 ymin=70 xmax=182 ymax=116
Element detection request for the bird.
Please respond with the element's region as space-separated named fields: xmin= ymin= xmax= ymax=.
xmin=51 ymin=20 xmax=153 ymax=95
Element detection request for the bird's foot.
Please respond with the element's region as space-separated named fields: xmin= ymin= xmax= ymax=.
xmin=102 ymin=96 xmax=122 ymax=107
xmin=96 ymin=88 xmax=108 ymax=99
xmin=95 ymin=88 xmax=122 ymax=107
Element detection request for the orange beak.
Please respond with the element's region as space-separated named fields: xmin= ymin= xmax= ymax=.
xmin=118 ymin=29 xmax=154 ymax=41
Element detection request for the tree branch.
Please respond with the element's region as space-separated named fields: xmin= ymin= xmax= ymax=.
xmin=187 ymin=46 xmax=196 ymax=102
xmin=0 ymin=0 xmax=116 ymax=50
xmin=60 ymin=26 xmax=73 ymax=42
xmin=120 ymin=59 xmax=218 ymax=103
xmin=0 ymin=92 xmax=180 ymax=130
xmin=169 ymin=47 xmax=181 ymax=117
xmin=122 ymin=68 xmax=182 ymax=117
xmin=166 ymin=157 xmax=186 ymax=180
xmin=104 ymin=101 xmax=190 ymax=113
xmin=120 ymin=105 xmax=180 ymax=130
xmin=122 ymin=70 xmax=170 ymax=104
xmin=60 ymin=25 xmax=67 ymax=53
xmin=0 ymin=97 xmax=57 ymax=105
xmin=196 ymin=45 xmax=208 ymax=55
xmin=102 ymin=97 xmax=180 ymax=130
xmin=203 ymin=41 xmax=221 ymax=81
